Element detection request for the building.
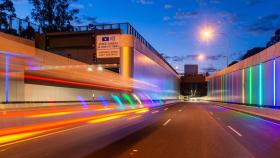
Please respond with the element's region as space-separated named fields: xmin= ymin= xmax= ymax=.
xmin=180 ymin=64 xmax=207 ymax=97
xmin=184 ymin=64 xmax=198 ymax=75
xmin=35 ymin=27 xmax=121 ymax=64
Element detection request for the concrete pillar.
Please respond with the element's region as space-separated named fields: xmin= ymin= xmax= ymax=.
xmin=119 ymin=35 xmax=134 ymax=79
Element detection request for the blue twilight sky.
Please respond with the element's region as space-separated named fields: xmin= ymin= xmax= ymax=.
xmin=12 ymin=0 xmax=280 ymax=73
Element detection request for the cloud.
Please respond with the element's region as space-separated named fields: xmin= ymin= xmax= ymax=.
xmin=83 ymin=15 xmax=98 ymax=24
xmin=201 ymin=66 xmax=218 ymax=72
xmin=245 ymin=14 xmax=280 ymax=35
xmin=245 ymin=0 xmax=263 ymax=6
xmin=13 ymin=0 xmax=28 ymax=4
xmin=217 ymin=11 xmax=238 ymax=24
xmin=196 ymin=0 xmax=222 ymax=5
xmin=162 ymin=54 xmax=225 ymax=62
xmin=169 ymin=21 xmax=189 ymax=26
xmin=174 ymin=11 xmax=199 ymax=19
xmin=163 ymin=16 xmax=171 ymax=21
xmin=88 ymin=3 xmax=93 ymax=7
xmin=164 ymin=4 xmax=173 ymax=9
xmin=70 ymin=3 xmax=84 ymax=9
xmin=132 ymin=0 xmax=154 ymax=5
xmin=206 ymin=54 xmax=225 ymax=60
xmin=75 ymin=15 xmax=101 ymax=25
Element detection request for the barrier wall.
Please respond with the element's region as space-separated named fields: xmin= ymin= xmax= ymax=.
xmin=207 ymin=42 xmax=280 ymax=107
xmin=133 ymin=49 xmax=178 ymax=99
xmin=24 ymin=84 xmax=121 ymax=102
xmin=133 ymin=38 xmax=179 ymax=100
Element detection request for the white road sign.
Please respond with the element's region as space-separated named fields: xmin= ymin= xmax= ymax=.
xmin=96 ymin=34 xmax=120 ymax=58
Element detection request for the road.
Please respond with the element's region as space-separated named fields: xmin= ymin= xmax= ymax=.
xmin=1 ymin=102 xmax=280 ymax=158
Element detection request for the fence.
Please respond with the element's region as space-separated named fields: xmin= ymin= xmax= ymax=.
xmin=0 ymin=16 xmax=41 ymax=40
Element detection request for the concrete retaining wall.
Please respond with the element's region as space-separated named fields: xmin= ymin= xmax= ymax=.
xmin=207 ymin=42 xmax=280 ymax=107
xmin=24 ymin=84 xmax=119 ymax=102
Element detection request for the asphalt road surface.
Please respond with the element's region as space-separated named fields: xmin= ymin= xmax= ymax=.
xmin=1 ymin=102 xmax=280 ymax=158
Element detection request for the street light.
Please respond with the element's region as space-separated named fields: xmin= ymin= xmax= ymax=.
xmin=197 ymin=54 xmax=205 ymax=61
xmin=199 ymin=27 xmax=230 ymax=66
xmin=87 ymin=67 xmax=93 ymax=71
xmin=200 ymin=27 xmax=214 ymax=41
xmin=97 ymin=66 xmax=103 ymax=71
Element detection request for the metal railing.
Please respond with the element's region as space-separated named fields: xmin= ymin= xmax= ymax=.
xmin=0 ymin=16 xmax=41 ymax=40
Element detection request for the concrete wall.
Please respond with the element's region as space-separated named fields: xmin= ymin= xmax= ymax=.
xmin=133 ymin=48 xmax=179 ymax=100
xmin=0 ymin=54 xmax=25 ymax=103
xmin=24 ymin=84 xmax=120 ymax=102
xmin=207 ymin=42 xmax=280 ymax=107
xmin=0 ymin=54 xmax=5 ymax=102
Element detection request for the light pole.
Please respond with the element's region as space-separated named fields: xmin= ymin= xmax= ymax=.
xmin=217 ymin=32 xmax=230 ymax=66
xmin=200 ymin=27 xmax=230 ymax=66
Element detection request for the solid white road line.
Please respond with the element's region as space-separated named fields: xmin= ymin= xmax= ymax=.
xmin=228 ymin=126 xmax=242 ymax=137
xmin=163 ymin=119 xmax=172 ymax=126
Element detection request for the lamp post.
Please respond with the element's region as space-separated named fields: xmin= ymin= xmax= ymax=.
xmin=200 ymin=27 xmax=230 ymax=66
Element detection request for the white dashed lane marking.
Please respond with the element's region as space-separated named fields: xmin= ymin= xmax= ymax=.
xmin=228 ymin=126 xmax=242 ymax=137
xmin=163 ymin=119 xmax=172 ymax=126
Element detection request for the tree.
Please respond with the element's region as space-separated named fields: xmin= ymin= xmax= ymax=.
xmin=240 ymin=47 xmax=265 ymax=60
xmin=29 ymin=0 xmax=79 ymax=33
xmin=240 ymin=28 xmax=280 ymax=62
xmin=228 ymin=60 xmax=238 ymax=67
xmin=20 ymin=16 xmax=35 ymax=40
xmin=266 ymin=28 xmax=280 ymax=47
xmin=0 ymin=0 xmax=15 ymax=30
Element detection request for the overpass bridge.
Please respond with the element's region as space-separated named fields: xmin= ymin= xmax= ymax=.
xmin=0 ymin=23 xmax=179 ymax=105
xmin=0 ymin=23 xmax=181 ymax=157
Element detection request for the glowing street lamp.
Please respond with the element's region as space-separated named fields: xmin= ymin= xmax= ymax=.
xmin=87 ymin=67 xmax=93 ymax=71
xmin=197 ymin=54 xmax=205 ymax=61
xmin=200 ymin=27 xmax=214 ymax=41
xmin=199 ymin=26 xmax=230 ymax=66
xmin=97 ymin=66 xmax=103 ymax=71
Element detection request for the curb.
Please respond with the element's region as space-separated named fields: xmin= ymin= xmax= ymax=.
xmin=210 ymin=102 xmax=280 ymax=124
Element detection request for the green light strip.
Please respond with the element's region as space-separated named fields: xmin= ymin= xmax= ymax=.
xmin=249 ymin=67 xmax=253 ymax=104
